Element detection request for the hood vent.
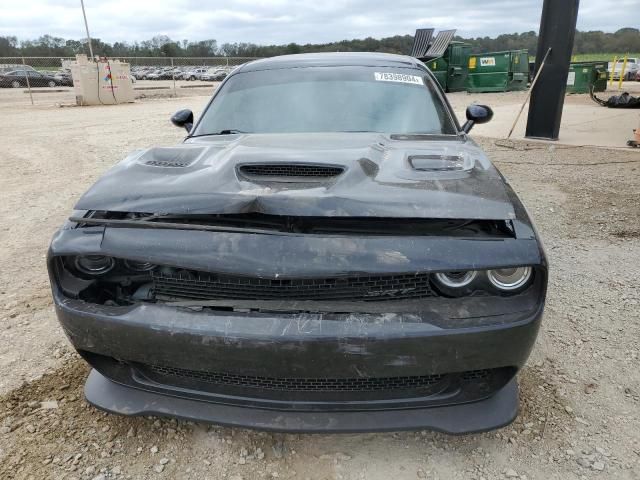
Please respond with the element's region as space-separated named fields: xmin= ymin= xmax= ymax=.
xmin=409 ymin=155 xmax=465 ymax=172
xmin=238 ymin=163 xmax=345 ymax=182
xmin=145 ymin=159 xmax=193 ymax=168
xmin=139 ymin=146 xmax=206 ymax=168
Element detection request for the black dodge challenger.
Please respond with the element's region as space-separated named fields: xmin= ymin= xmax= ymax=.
xmin=48 ymin=52 xmax=547 ymax=434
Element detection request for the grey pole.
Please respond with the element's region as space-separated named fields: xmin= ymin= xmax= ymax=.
xmin=525 ymin=0 xmax=580 ymax=140
xmin=171 ymin=57 xmax=177 ymax=97
xmin=80 ymin=0 xmax=94 ymax=60
xmin=22 ymin=56 xmax=34 ymax=105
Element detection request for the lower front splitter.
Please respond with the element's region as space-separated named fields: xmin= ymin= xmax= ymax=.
xmin=84 ymin=369 xmax=519 ymax=434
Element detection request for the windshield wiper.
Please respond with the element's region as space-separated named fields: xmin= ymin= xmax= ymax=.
xmin=189 ymin=129 xmax=250 ymax=138
xmin=212 ymin=129 xmax=249 ymax=135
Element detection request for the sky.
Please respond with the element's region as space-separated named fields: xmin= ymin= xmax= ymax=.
xmin=0 ymin=0 xmax=635 ymax=45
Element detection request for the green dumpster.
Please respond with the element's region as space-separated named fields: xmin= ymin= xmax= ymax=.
xmin=425 ymin=41 xmax=471 ymax=92
xmin=466 ymin=50 xmax=529 ymax=93
xmin=426 ymin=57 xmax=448 ymax=91
xmin=566 ymin=61 xmax=608 ymax=94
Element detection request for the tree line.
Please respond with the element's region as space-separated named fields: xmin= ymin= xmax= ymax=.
xmin=0 ymin=28 xmax=638 ymax=58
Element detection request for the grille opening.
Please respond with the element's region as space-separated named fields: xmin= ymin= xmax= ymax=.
xmin=80 ymin=212 xmax=516 ymax=238
xmin=142 ymin=364 xmax=448 ymax=392
xmin=136 ymin=364 xmax=505 ymax=394
xmin=152 ymin=270 xmax=437 ymax=302
xmin=460 ymin=370 xmax=491 ymax=380
xmin=238 ymin=163 xmax=345 ymax=180
xmin=79 ymin=352 xmax=516 ymax=408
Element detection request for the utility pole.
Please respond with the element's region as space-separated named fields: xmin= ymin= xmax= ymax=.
xmin=80 ymin=0 xmax=94 ymax=59
xmin=525 ymin=0 xmax=580 ymax=140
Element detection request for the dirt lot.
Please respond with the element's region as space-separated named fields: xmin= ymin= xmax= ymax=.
xmin=0 ymin=91 xmax=639 ymax=480
xmin=0 ymin=78 xmax=220 ymax=108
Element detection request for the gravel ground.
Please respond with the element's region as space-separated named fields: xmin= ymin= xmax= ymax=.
xmin=0 ymin=93 xmax=639 ymax=480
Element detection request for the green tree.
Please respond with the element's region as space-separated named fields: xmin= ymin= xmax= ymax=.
xmin=2 ymin=28 xmax=639 ymax=59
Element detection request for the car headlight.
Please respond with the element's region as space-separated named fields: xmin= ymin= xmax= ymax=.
xmin=434 ymin=271 xmax=477 ymax=288
xmin=487 ymin=267 xmax=532 ymax=291
xmin=74 ymin=255 xmax=115 ymax=275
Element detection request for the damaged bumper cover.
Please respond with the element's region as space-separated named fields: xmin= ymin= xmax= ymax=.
xmin=54 ymin=289 xmax=541 ymax=433
xmin=48 ymin=221 xmax=546 ymax=433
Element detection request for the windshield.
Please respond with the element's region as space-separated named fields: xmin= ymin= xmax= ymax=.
xmin=194 ymin=66 xmax=457 ymax=136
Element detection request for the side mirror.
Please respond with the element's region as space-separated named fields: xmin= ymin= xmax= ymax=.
xmin=462 ymin=104 xmax=493 ymax=133
xmin=171 ymin=109 xmax=194 ymax=132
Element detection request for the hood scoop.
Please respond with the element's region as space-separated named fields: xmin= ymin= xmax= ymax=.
xmin=237 ymin=163 xmax=345 ymax=183
xmin=139 ymin=146 xmax=207 ymax=168
xmin=409 ymin=154 xmax=467 ymax=172
xmin=145 ymin=159 xmax=193 ymax=168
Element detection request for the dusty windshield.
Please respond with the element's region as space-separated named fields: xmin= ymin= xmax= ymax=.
xmin=194 ymin=66 xmax=457 ymax=136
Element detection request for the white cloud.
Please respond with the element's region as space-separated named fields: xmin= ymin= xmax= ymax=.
xmin=0 ymin=0 xmax=633 ymax=45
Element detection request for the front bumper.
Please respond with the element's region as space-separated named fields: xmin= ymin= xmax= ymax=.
xmin=49 ymin=223 xmax=546 ymax=433
xmin=54 ymin=288 xmax=542 ymax=433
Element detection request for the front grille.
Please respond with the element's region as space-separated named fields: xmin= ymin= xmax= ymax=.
xmin=152 ymin=270 xmax=437 ymax=302
xmin=238 ymin=164 xmax=344 ymax=179
xmin=143 ymin=364 xmax=448 ymax=392
xmin=460 ymin=370 xmax=491 ymax=380
xmin=85 ymin=351 xmax=515 ymax=409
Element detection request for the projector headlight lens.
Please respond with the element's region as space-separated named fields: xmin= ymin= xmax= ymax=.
xmin=434 ymin=271 xmax=477 ymax=288
xmin=487 ymin=267 xmax=532 ymax=291
xmin=74 ymin=255 xmax=115 ymax=275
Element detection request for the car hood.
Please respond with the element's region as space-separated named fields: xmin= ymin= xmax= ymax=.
xmin=75 ymin=133 xmax=516 ymax=220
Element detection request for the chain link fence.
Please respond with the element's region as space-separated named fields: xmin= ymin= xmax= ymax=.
xmin=0 ymin=56 xmax=260 ymax=106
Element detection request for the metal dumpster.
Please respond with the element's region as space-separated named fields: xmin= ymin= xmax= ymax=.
xmin=426 ymin=57 xmax=448 ymax=92
xmin=466 ymin=50 xmax=529 ymax=93
xmin=425 ymin=42 xmax=471 ymax=92
xmin=566 ymin=61 xmax=608 ymax=94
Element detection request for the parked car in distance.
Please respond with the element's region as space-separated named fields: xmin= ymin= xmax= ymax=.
xmin=143 ymin=69 xmax=164 ymax=80
xmin=131 ymin=69 xmax=149 ymax=80
xmin=48 ymin=52 xmax=547 ymax=434
xmin=0 ymin=64 xmax=36 ymax=75
xmin=183 ymin=68 xmax=209 ymax=80
xmin=54 ymin=70 xmax=74 ymax=86
xmin=201 ymin=69 xmax=228 ymax=81
xmin=609 ymin=58 xmax=639 ymax=81
xmin=157 ymin=69 xmax=175 ymax=80
xmin=0 ymin=70 xmax=64 ymax=88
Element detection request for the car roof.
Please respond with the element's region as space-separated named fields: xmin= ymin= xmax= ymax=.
xmin=236 ymin=52 xmax=426 ymax=73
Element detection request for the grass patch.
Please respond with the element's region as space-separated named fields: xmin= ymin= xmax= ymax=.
xmin=572 ymin=53 xmax=640 ymax=62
